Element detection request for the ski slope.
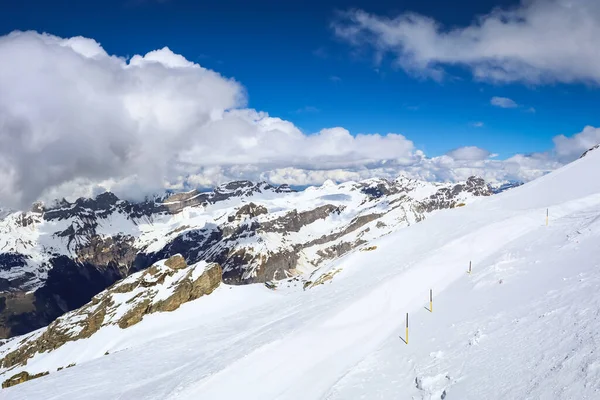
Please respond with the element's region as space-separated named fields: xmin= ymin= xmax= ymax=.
xmin=3 ymin=149 xmax=600 ymax=399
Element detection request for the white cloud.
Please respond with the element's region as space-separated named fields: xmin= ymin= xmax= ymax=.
xmin=129 ymin=47 xmax=197 ymax=68
xmin=177 ymin=112 xmax=417 ymax=170
xmin=490 ymin=97 xmax=518 ymax=108
xmin=552 ymin=126 xmax=600 ymax=162
xmin=256 ymin=150 xmax=561 ymax=187
xmin=471 ymin=122 xmax=484 ymax=128
xmin=332 ymin=0 xmax=600 ymax=84
xmin=59 ymin=36 xmax=108 ymax=58
xmin=0 ymin=31 xmax=243 ymax=207
xmin=446 ymin=146 xmax=490 ymax=161
xmin=0 ymin=31 xmax=417 ymax=207
xmin=0 ymin=31 xmax=595 ymax=208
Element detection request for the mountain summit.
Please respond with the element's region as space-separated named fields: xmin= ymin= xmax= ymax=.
xmin=0 ymin=176 xmax=497 ymax=339
xmin=1 ymin=149 xmax=599 ymax=398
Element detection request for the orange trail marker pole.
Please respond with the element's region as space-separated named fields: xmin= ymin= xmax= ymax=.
xmin=429 ymin=289 xmax=433 ymax=312
xmin=405 ymin=313 xmax=409 ymax=344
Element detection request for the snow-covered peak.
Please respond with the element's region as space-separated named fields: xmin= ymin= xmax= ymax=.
xmin=2 ymin=147 xmax=600 ymax=397
xmin=0 ymin=175 xmax=495 ymax=342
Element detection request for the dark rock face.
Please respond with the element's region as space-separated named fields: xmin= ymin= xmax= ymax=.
xmin=0 ymin=292 xmax=35 ymax=338
xmin=0 ymin=256 xmax=126 ymax=338
xmin=0 ymin=253 xmax=30 ymax=290
xmin=0 ymin=253 xmax=29 ymax=270
xmin=40 ymin=257 xmax=124 ymax=313
xmin=262 ymin=205 xmax=341 ymax=234
xmin=229 ymin=203 xmax=268 ymax=222
xmin=44 ymin=192 xmax=124 ymax=221
xmin=360 ymin=180 xmax=397 ymax=198
xmin=220 ymin=247 xmax=301 ymax=284
xmin=419 ymin=177 xmax=493 ymax=213
xmin=75 ymin=235 xmax=138 ymax=275
xmin=462 ymin=176 xmax=492 ymax=196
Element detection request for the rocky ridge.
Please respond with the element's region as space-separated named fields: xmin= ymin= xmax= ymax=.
xmin=0 ymin=254 xmax=221 ymax=373
xmin=580 ymin=144 xmax=600 ymax=158
xmin=0 ymin=176 xmax=504 ymax=338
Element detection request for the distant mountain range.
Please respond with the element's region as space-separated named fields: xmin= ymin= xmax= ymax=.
xmin=0 ymin=176 xmax=520 ymax=339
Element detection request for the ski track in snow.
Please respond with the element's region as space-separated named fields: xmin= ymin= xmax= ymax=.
xmin=3 ymin=151 xmax=600 ymax=399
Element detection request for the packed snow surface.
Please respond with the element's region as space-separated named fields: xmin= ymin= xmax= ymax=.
xmin=3 ymin=150 xmax=600 ymax=399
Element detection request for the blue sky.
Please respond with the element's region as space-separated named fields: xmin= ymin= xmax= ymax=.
xmin=2 ymin=0 xmax=598 ymax=159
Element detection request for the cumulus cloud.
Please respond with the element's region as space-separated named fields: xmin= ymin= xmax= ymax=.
xmin=0 ymin=31 xmax=595 ymax=208
xmin=446 ymin=146 xmax=491 ymax=161
xmin=553 ymin=126 xmax=600 ymax=162
xmin=332 ymin=0 xmax=600 ymax=84
xmin=0 ymin=31 xmax=244 ymax=208
xmin=178 ymin=112 xmax=417 ymax=170
xmin=260 ymin=150 xmax=560 ymax=186
xmin=0 ymin=31 xmax=416 ymax=207
xmin=490 ymin=97 xmax=518 ymax=108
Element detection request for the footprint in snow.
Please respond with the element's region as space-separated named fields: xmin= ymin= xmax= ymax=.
xmin=468 ymin=329 xmax=485 ymax=346
xmin=414 ymin=373 xmax=453 ymax=399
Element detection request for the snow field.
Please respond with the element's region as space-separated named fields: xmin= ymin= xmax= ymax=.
xmin=2 ymin=150 xmax=600 ymax=399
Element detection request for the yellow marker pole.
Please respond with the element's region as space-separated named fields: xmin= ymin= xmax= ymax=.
xmin=429 ymin=289 xmax=433 ymax=312
xmin=546 ymin=208 xmax=549 ymax=226
xmin=405 ymin=313 xmax=409 ymax=344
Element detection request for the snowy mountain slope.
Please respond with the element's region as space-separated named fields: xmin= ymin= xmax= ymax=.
xmin=327 ymin=202 xmax=600 ymax=399
xmin=0 ymin=177 xmax=493 ymax=338
xmin=0 ymin=150 xmax=599 ymax=398
xmin=0 ymin=255 xmax=222 ymax=376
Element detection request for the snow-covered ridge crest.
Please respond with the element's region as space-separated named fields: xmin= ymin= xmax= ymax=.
xmin=1 ymin=151 xmax=600 ymax=397
xmin=0 ymin=176 xmax=499 ymax=340
xmin=580 ymin=144 xmax=600 ymax=159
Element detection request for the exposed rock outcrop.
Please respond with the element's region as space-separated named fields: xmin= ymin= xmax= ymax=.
xmin=580 ymin=144 xmax=600 ymax=158
xmin=2 ymin=370 xmax=49 ymax=389
xmin=419 ymin=177 xmax=493 ymax=213
xmin=0 ymin=255 xmax=221 ymax=369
